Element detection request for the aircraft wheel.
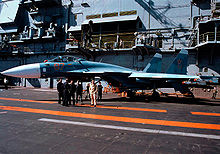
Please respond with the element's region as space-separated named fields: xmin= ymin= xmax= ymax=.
xmin=127 ymin=90 xmax=135 ymax=99
xmin=152 ymin=90 xmax=160 ymax=98
xmin=65 ymin=49 xmax=70 ymax=53
xmin=188 ymin=91 xmax=195 ymax=98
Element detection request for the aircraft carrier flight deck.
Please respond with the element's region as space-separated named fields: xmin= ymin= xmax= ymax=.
xmin=0 ymin=87 xmax=220 ymax=153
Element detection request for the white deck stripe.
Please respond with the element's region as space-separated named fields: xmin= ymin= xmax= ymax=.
xmin=33 ymin=89 xmax=57 ymax=92
xmin=39 ymin=118 xmax=220 ymax=140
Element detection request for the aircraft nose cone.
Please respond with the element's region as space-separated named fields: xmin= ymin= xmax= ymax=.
xmin=1 ymin=63 xmax=41 ymax=78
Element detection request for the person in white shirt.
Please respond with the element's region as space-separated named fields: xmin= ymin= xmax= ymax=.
xmin=89 ymin=80 xmax=97 ymax=107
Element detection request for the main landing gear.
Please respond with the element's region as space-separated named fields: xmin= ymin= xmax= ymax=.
xmin=151 ymin=89 xmax=160 ymax=98
xmin=147 ymin=89 xmax=160 ymax=102
xmin=127 ymin=90 xmax=135 ymax=99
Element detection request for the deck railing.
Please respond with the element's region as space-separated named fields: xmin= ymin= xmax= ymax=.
xmin=67 ymin=32 xmax=135 ymax=49
xmin=91 ymin=32 xmax=135 ymax=49
xmin=199 ymin=31 xmax=220 ymax=43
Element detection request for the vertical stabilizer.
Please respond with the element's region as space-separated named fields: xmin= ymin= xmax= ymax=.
xmin=166 ymin=49 xmax=188 ymax=74
xmin=143 ymin=53 xmax=162 ymax=73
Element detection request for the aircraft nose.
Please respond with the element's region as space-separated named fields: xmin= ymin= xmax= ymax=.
xmin=1 ymin=63 xmax=41 ymax=78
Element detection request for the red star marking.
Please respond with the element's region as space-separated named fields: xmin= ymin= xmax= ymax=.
xmin=178 ymin=59 xmax=182 ymax=65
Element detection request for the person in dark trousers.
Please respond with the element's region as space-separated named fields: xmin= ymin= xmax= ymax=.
xmin=63 ymin=78 xmax=71 ymax=106
xmin=57 ymin=79 xmax=64 ymax=104
xmin=212 ymin=86 xmax=218 ymax=99
xmin=76 ymin=80 xmax=83 ymax=104
xmin=82 ymin=20 xmax=93 ymax=48
xmin=98 ymin=82 xmax=103 ymax=101
xmin=70 ymin=80 xmax=76 ymax=105
xmin=85 ymin=83 xmax=90 ymax=100
xmin=4 ymin=78 xmax=9 ymax=90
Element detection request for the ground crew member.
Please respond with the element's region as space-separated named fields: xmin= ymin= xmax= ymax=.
xmin=70 ymin=80 xmax=76 ymax=105
xmin=89 ymin=80 xmax=97 ymax=107
xmin=57 ymin=79 xmax=64 ymax=104
xmin=85 ymin=83 xmax=90 ymax=100
xmin=76 ymin=80 xmax=83 ymax=104
xmin=212 ymin=86 xmax=218 ymax=99
xmin=98 ymin=82 xmax=103 ymax=100
xmin=63 ymin=78 xmax=71 ymax=106
xmin=3 ymin=78 xmax=8 ymax=90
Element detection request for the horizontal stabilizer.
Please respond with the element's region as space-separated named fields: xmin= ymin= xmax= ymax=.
xmin=129 ymin=72 xmax=200 ymax=80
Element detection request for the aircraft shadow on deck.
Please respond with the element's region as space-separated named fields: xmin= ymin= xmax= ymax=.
xmin=99 ymin=97 xmax=220 ymax=106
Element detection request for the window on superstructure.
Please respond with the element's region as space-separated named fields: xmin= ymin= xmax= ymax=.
xmin=119 ymin=21 xmax=137 ymax=33
xmin=102 ymin=22 xmax=117 ymax=34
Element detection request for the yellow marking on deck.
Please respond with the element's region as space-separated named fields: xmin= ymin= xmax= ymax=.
xmin=0 ymin=105 xmax=220 ymax=130
xmin=0 ymin=97 xmax=56 ymax=104
xmin=191 ymin=112 xmax=220 ymax=117
xmin=0 ymin=97 xmax=166 ymax=113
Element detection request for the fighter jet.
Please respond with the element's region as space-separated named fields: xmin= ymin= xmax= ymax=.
xmin=1 ymin=49 xmax=199 ymax=96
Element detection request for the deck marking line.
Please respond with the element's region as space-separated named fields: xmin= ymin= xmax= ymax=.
xmin=1 ymin=105 xmax=220 ymax=130
xmin=191 ymin=112 xmax=220 ymax=117
xmin=39 ymin=118 xmax=220 ymax=140
xmin=32 ymin=89 xmax=57 ymax=92
xmin=75 ymin=104 xmax=167 ymax=113
xmin=0 ymin=97 xmax=56 ymax=104
xmin=0 ymin=97 xmax=166 ymax=113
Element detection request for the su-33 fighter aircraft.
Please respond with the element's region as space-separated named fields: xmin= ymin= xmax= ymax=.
xmin=1 ymin=49 xmax=199 ymax=97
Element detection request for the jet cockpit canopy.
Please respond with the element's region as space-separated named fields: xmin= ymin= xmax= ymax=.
xmin=49 ymin=55 xmax=86 ymax=62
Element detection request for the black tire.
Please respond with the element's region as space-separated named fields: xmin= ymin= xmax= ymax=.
xmin=152 ymin=91 xmax=160 ymax=98
xmin=127 ymin=90 xmax=135 ymax=98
